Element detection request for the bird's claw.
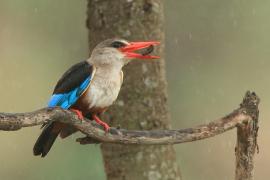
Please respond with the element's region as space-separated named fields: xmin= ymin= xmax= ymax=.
xmin=70 ymin=109 xmax=84 ymax=120
xmin=102 ymin=123 xmax=110 ymax=132
xmin=97 ymin=120 xmax=110 ymax=132
xmin=97 ymin=122 xmax=109 ymax=132
xmin=93 ymin=114 xmax=110 ymax=132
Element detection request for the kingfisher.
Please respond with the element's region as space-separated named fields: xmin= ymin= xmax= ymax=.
xmin=33 ymin=38 xmax=160 ymax=157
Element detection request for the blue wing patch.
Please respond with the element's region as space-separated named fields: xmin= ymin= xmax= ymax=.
xmin=48 ymin=77 xmax=91 ymax=109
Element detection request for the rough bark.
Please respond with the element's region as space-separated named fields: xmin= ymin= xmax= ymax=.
xmin=0 ymin=93 xmax=259 ymax=180
xmin=86 ymin=1 xmax=181 ymax=179
xmin=0 ymin=97 xmax=251 ymax=144
xmin=235 ymin=92 xmax=259 ymax=180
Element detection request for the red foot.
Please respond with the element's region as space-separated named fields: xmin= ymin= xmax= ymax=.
xmin=70 ymin=109 xmax=84 ymax=120
xmin=92 ymin=114 xmax=110 ymax=132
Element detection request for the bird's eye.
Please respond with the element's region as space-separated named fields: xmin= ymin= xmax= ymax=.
xmin=111 ymin=41 xmax=126 ymax=48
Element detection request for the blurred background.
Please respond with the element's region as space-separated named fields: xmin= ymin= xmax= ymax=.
xmin=0 ymin=0 xmax=269 ymax=180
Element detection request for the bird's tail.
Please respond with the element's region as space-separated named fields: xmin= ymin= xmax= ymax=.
xmin=33 ymin=122 xmax=62 ymax=157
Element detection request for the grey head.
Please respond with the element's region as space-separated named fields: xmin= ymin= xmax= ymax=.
xmin=87 ymin=38 xmax=160 ymax=69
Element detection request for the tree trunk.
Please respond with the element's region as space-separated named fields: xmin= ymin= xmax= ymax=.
xmin=87 ymin=1 xmax=181 ymax=179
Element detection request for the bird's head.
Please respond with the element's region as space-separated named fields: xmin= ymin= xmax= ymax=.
xmin=88 ymin=38 xmax=160 ymax=68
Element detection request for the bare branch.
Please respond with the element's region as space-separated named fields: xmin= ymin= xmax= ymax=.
xmin=0 ymin=91 xmax=260 ymax=180
xmin=0 ymin=92 xmax=259 ymax=147
xmin=235 ymin=91 xmax=260 ymax=180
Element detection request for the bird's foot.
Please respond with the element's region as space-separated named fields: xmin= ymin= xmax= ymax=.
xmin=70 ymin=109 xmax=84 ymax=120
xmin=92 ymin=114 xmax=110 ymax=132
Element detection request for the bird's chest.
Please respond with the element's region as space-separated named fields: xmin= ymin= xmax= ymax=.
xmin=82 ymin=71 xmax=122 ymax=111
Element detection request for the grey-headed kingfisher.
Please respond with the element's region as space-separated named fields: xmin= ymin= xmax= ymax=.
xmin=33 ymin=38 xmax=160 ymax=157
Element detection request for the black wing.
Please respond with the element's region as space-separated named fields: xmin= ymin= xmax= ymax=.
xmin=53 ymin=61 xmax=94 ymax=94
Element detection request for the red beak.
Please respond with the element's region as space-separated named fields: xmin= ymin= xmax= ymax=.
xmin=120 ymin=41 xmax=160 ymax=59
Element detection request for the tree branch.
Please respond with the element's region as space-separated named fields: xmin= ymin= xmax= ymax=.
xmin=0 ymin=91 xmax=260 ymax=180
xmin=0 ymin=91 xmax=259 ymax=146
xmin=235 ymin=91 xmax=259 ymax=180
